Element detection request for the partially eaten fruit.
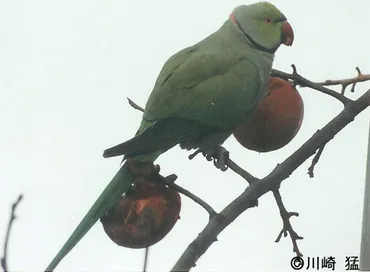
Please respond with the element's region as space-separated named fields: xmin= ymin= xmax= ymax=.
xmin=100 ymin=178 xmax=181 ymax=248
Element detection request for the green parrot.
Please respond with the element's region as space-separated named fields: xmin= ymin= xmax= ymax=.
xmin=45 ymin=2 xmax=294 ymax=270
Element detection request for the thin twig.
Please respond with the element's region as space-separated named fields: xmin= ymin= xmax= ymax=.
xmin=227 ymin=157 xmax=301 ymax=253
xmin=271 ymin=68 xmax=353 ymax=105
xmin=163 ymin=175 xmax=217 ymax=217
xmin=290 ymin=64 xmax=298 ymax=88
xmin=313 ymin=67 xmax=370 ymax=95
xmin=307 ymin=143 xmax=326 ymax=178
xmin=172 ymin=88 xmax=370 ymax=271
xmin=272 ymin=189 xmax=303 ymax=256
xmin=143 ymin=247 xmax=149 ymax=272
xmin=1 ymin=194 xmax=23 ymax=272
xmin=127 ymin=97 xmax=144 ymax=112
xmin=227 ymin=158 xmax=259 ymax=184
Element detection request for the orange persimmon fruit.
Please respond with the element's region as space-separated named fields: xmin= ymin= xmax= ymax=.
xmin=233 ymin=77 xmax=304 ymax=152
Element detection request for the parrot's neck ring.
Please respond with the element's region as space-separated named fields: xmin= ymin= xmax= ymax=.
xmin=229 ymin=12 xmax=278 ymax=54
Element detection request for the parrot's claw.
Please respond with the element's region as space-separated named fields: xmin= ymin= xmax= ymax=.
xmin=204 ymin=146 xmax=229 ymax=172
xmin=214 ymin=147 xmax=229 ymax=172
xmin=188 ymin=146 xmax=230 ymax=171
xmin=205 ymin=154 xmax=213 ymax=161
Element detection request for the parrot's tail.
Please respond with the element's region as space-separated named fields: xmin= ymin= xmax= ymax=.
xmin=44 ymin=153 xmax=159 ymax=271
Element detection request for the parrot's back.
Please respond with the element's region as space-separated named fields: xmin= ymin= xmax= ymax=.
xmin=143 ymin=20 xmax=275 ymax=131
xmin=103 ymin=20 xmax=277 ymax=159
xmin=104 ymin=20 xmax=277 ymax=159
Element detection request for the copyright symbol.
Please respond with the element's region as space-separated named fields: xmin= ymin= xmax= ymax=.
xmin=290 ymin=256 xmax=304 ymax=270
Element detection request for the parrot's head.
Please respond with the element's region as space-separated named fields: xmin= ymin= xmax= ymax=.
xmin=229 ymin=2 xmax=294 ymax=53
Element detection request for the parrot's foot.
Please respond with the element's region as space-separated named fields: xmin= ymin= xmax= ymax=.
xmin=126 ymin=159 xmax=158 ymax=181
xmin=189 ymin=146 xmax=229 ymax=172
xmin=126 ymin=159 xmax=178 ymax=191
xmin=206 ymin=146 xmax=229 ymax=171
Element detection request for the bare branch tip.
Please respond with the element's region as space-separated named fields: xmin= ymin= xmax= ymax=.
xmin=290 ymin=64 xmax=298 ymax=88
xmin=273 ymin=190 xmax=303 ymax=256
xmin=288 ymin=212 xmax=299 ymax=218
xmin=127 ymin=97 xmax=145 ymax=112
xmin=355 ymin=66 xmax=362 ymax=76
xmin=1 ymin=194 xmax=23 ymax=272
xmin=275 ymin=230 xmax=284 ymax=243
xmin=307 ymin=145 xmax=326 ymax=178
xmin=290 ymin=64 xmax=297 ymax=74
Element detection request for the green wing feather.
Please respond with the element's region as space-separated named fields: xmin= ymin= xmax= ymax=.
xmin=104 ymin=36 xmax=262 ymax=159
xmin=144 ymin=34 xmax=262 ymax=130
xmin=102 ymin=117 xmax=214 ymax=158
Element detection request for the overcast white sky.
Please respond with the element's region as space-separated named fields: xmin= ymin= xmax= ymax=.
xmin=1 ymin=0 xmax=370 ymax=271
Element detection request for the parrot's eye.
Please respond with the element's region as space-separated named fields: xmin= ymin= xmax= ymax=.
xmin=264 ymin=18 xmax=272 ymax=24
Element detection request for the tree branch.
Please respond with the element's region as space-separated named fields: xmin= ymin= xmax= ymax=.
xmin=1 ymin=194 xmax=23 ymax=272
xmin=227 ymin=158 xmax=258 ymax=184
xmin=126 ymin=74 xmax=368 ymax=263
xmin=125 ymin=100 xmax=257 ymax=215
xmin=171 ymin=89 xmax=370 ymax=271
xmin=126 ymin=96 xmax=302 ymax=260
xmin=313 ymin=67 xmax=370 ymax=95
xmin=143 ymin=247 xmax=149 ymax=272
xmin=129 ymin=66 xmax=365 ymax=109
xmin=162 ymin=174 xmax=217 ymax=217
xmin=127 ymin=97 xmax=144 ymax=112
xmin=2 ymin=62 xmax=370 ymax=272
xmin=226 ymin=158 xmax=302 ymax=256
xmin=125 ymin=70 xmax=370 ymax=271
xmin=271 ymin=67 xmax=353 ymax=105
xmin=272 ymin=189 xmax=302 ymax=256
xmin=307 ymin=144 xmax=326 ymax=178
xmin=129 ymin=68 xmax=360 ymax=108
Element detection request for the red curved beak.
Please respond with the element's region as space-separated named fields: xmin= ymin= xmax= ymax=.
xmin=281 ymin=21 xmax=294 ymax=46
